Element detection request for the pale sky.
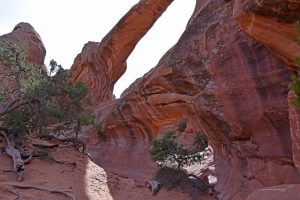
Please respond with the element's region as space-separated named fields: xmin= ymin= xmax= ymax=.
xmin=0 ymin=0 xmax=195 ymax=97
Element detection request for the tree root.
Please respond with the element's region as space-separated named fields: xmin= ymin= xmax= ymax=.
xmin=51 ymin=158 xmax=77 ymax=168
xmin=4 ymin=186 xmax=23 ymax=200
xmin=0 ymin=170 xmax=14 ymax=174
xmin=39 ymin=134 xmax=86 ymax=153
xmin=3 ymin=183 xmax=76 ymax=200
xmin=39 ymin=134 xmax=94 ymax=160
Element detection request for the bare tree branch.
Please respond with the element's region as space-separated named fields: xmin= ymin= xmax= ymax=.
xmin=0 ymin=99 xmax=38 ymax=118
xmin=2 ymin=183 xmax=76 ymax=200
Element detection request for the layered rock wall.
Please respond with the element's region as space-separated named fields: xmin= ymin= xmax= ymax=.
xmin=69 ymin=0 xmax=300 ymax=199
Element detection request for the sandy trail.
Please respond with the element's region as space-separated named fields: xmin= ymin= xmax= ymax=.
xmin=0 ymin=139 xmax=213 ymax=200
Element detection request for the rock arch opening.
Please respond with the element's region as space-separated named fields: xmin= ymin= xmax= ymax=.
xmin=113 ymin=0 xmax=196 ymax=98
xmin=69 ymin=0 xmax=300 ymax=199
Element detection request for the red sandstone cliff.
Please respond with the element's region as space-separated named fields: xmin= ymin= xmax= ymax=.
xmin=0 ymin=22 xmax=208 ymax=200
xmin=1 ymin=0 xmax=300 ymax=199
xmin=0 ymin=22 xmax=46 ymax=66
xmin=69 ymin=0 xmax=300 ymax=199
xmin=0 ymin=22 xmax=46 ymax=86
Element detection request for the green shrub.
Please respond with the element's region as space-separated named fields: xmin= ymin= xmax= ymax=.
xmin=294 ymin=21 xmax=300 ymax=68
xmin=35 ymin=148 xmax=54 ymax=161
xmin=0 ymin=42 xmax=98 ymax=143
xmin=290 ymin=21 xmax=300 ymax=107
xmin=95 ymin=123 xmax=105 ymax=140
xmin=178 ymin=120 xmax=187 ymax=132
xmin=154 ymin=167 xmax=209 ymax=198
xmin=149 ymin=131 xmax=208 ymax=169
xmin=193 ymin=131 xmax=209 ymax=151
xmin=289 ymin=75 xmax=300 ymax=107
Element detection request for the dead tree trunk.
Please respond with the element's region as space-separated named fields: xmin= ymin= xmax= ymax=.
xmin=0 ymin=130 xmax=28 ymax=181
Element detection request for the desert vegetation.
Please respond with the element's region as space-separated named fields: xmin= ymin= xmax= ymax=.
xmin=149 ymin=124 xmax=212 ymax=197
xmin=149 ymin=131 xmax=208 ymax=170
xmin=289 ymin=21 xmax=300 ymax=107
xmin=0 ymin=40 xmax=102 ymax=181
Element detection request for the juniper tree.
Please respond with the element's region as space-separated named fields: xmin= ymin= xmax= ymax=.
xmin=0 ymin=41 xmax=103 ymax=149
xmin=149 ymin=131 xmax=208 ymax=170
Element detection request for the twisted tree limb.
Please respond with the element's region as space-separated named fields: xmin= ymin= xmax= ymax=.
xmin=38 ymin=134 xmax=94 ymax=160
xmin=4 ymin=186 xmax=23 ymax=200
xmin=0 ymin=99 xmax=38 ymax=118
xmin=3 ymin=183 xmax=75 ymax=200
xmin=0 ymin=129 xmax=26 ymax=181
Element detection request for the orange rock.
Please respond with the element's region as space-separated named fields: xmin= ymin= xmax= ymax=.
xmin=234 ymin=3 xmax=300 ymax=69
xmin=69 ymin=0 xmax=175 ymax=103
xmin=0 ymin=22 xmax=46 ymax=66
xmin=70 ymin=0 xmax=300 ymax=199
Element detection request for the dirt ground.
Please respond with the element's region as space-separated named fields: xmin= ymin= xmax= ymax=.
xmin=0 ymin=138 xmax=214 ymax=200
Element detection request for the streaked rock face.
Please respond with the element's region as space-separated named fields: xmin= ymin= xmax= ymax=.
xmin=0 ymin=22 xmax=46 ymax=66
xmin=69 ymin=0 xmax=175 ymax=103
xmin=234 ymin=0 xmax=300 ymax=68
xmin=288 ymin=91 xmax=300 ymax=170
xmin=69 ymin=0 xmax=300 ymax=199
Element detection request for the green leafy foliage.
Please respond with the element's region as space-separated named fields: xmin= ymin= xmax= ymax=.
xmin=2 ymin=108 xmax=30 ymax=136
xmin=94 ymin=123 xmax=105 ymax=140
xmin=35 ymin=148 xmax=54 ymax=161
xmin=290 ymin=21 xmax=300 ymax=108
xmin=78 ymin=110 xmax=95 ymax=125
xmin=154 ymin=167 xmax=209 ymax=198
xmin=293 ymin=21 xmax=300 ymax=68
xmin=47 ymin=103 xmax=64 ymax=119
xmin=0 ymin=41 xmax=104 ymax=143
xmin=289 ymin=75 xmax=300 ymax=107
xmin=0 ymin=41 xmax=41 ymax=102
xmin=178 ymin=120 xmax=187 ymax=132
xmin=149 ymin=131 xmax=208 ymax=169
xmin=193 ymin=131 xmax=209 ymax=151
xmin=294 ymin=56 xmax=300 ymax=68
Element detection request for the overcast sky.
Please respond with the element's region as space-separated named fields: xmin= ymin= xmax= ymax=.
xmin=0 ymin=0 xmax=195 ymax=97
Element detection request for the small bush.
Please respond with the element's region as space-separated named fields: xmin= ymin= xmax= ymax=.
xmin=290 ymin=21 xmax=300 ymax=107
xmin=290 ymin=75 xmax=300 ymax=108
xmin=178 ymin=120 xmax=187 ymax=132
xmin=193 ymin=131 xmax=208 ymax=151
xmin=35 ymin=148 xmax=54 ymax=161
xmin=95 ymin=123 xmax=105 ymax=140
xmin=293 ymin=56 xmax=300 ymax=68
xmin=149 ymin=131 xmax=208 ymax=169
xmin=154 ymin=167 xmax=209 ymax=199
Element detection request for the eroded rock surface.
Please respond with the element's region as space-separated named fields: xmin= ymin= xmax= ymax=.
xmin=245 ymin=184 xmax=300 ymax=200
xmin=69 ymin=0 xmax=175 ymax=103
xmin=288 ymin=91 xmax=300 ymax=171
xmin=0 ymin=22 xmax=46 ymax=66
xmin=0 ymin=22 xmax=46 ymax=82
xmin=69 ymin=0 xmax=300 ymax=199
xmin=234 ymin=0 xmax=300 ymax=68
